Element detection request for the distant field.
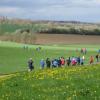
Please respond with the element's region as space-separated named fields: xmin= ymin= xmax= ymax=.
xmin=1 ymin=34 xmax=100 ymax=45
xmin=0 ymin=41 xmax=99 ymax=74
xmin=0 ymin=20 xmax=100 ymax=44
xmin=35 ymin=34 xmax=100 ymax=44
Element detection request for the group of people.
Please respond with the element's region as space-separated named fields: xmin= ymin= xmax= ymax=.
xmin=28 ymin=54 xmax=100 ymax=71
xmin=40 ymin=56 xmax=85 ymax=69
xmin=80 ymin=48 xmax=87 ymax=54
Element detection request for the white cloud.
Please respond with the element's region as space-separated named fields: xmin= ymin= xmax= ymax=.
xmin=0 ymin=7 xmax=19 ymax=14
xmin=65 ymin=0 xmax=100 ymax=7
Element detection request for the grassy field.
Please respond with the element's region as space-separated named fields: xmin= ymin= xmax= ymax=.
xmin=0 ymin=64 xmax=100 ymax=100
xmin=0 ymin=41 xmax=99 ymax=74
xmin=0 ymin=41 xmax=100 ymax=100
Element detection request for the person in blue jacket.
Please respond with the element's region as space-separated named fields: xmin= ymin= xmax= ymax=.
xmin=40 ymin=59 xmax=45 ymax=69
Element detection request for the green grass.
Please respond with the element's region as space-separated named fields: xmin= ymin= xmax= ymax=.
xmin=0 ymin=41 xmax=99 ymax=74
xmin=0 ymin=23 xmax=32 ymax=34
xmin=0 ymin=23 xmax=49 ymax=34
xmin=0 ymin=65 xmax=100 ymax=100
xmin=0 ymin=41 xmax=100 ymax=100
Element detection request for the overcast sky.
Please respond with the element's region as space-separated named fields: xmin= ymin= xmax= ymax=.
xmin=0 ymin=0 xmax=100 ymax=22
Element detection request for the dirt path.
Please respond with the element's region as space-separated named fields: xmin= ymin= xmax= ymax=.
xmin=0 ymin=74 xmax=16 ymax=81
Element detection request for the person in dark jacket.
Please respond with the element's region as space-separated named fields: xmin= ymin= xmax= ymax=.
xmin=96 ymin=54 xmax=99 ymax=62
xmin=58 ymin=58 xmax=61 ymax=67
xmin=77 ymin=56 xmax=80 ymax=65
xmin=66 ymin=57 xmax=71 ymax=66
xmin=46 ymin=58 xmax=51 ymax=68
xmin=28 ymin=58 xmax=34 ymax=71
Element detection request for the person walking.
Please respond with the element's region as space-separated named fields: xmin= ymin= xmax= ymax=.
xmin=53 ymin=59 xmax=58 ymax=68
xmin=96 ymin=54 xmax=99 ymax=62
xmin=80 ymin=57 xmax=84 ymax=65
xmin=28 ymin=58 xmax=34 ymax=71
xmin=46 ymin=58 xmax=51 ymax=68
xmin=66 ymin=57 xmax=71 ymax=66
xmin=90 ymin=56 xmax=94 ymax=64
xmin=77 ymin=56 xmax=80 ymax=65
xmin=40 ymin=59 xmax=45 ymax=69
xmin=61 ymin=57 xmax=65 ymax=67
xmin=58 ymin=58 xmax=61 ymax=67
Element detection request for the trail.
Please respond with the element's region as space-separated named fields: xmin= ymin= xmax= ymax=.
xmin=0 ymin=74 xmax=17 ymax=81
xmin=0 ymin=74 xmax=14 ymax=78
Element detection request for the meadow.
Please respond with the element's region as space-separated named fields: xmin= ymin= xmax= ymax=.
xmin=0 ymin=64 xmax=100 ymax=100
xmin=0 ymin=41 xmax=99 ymax=74
xmin=0 ymin=41 xmax=100 ymax=100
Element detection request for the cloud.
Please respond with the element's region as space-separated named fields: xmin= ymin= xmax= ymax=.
xmin=71 ymin=0 xmax=100 ymax=7
xmin=0 ymin=7 xmax=19 ymax=14
xmin=0 ymin=0 xmax=100 ymax=22
xmin=0 ymin=0 xmax=99 ymax=8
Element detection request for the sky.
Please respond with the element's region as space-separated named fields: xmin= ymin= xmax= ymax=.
xmin=0 ymin=0 xmax=100 ymax=22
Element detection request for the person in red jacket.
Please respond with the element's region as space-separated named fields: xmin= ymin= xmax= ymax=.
xmin=61 ymin=57 xmax=65 ymax=66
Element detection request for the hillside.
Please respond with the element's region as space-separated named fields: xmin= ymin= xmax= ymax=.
xmin=0 ymin=18 xmax=100 ymax=44
xmin=0 ymin=18 xmax=100 ymax=35
xmin=0 ymin=65 xmax=100 ymax=100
